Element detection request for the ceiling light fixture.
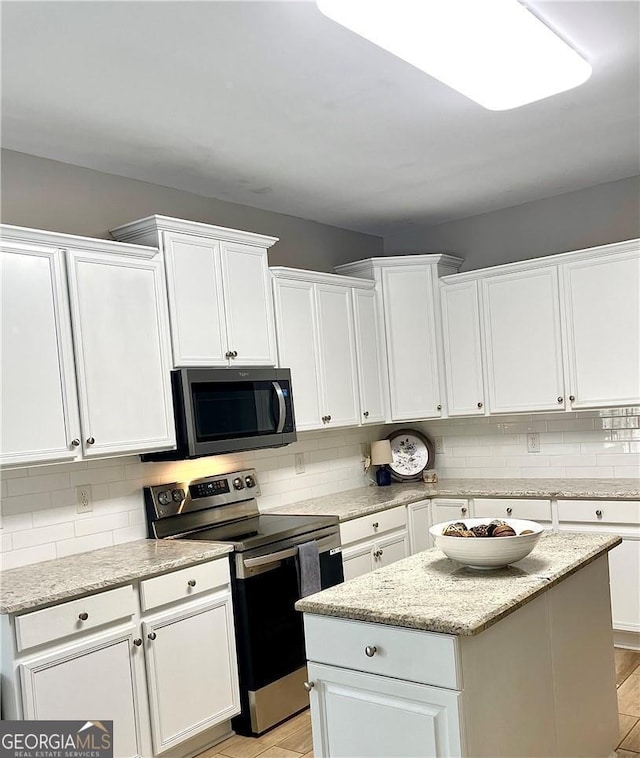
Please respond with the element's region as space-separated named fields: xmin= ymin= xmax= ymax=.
xmin=316 ymin=0 xmax=592 ymax=110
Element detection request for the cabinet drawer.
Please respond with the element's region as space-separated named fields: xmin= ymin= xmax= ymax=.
xmin=304 ymin=614 xmax=459 ymax=690
xmin=557 ymin=500 xmax=640 ymax=526
xmin=140 ymin=559 xmax=230 ymax=612
xmin=15 ymin=585 xmax=135 ymax=652
xmin=340 ymin=506 xmax=407 ymax=547
xmin=474 ymin=498 xmax=551 ymax=522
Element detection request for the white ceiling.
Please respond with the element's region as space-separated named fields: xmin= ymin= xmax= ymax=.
xmin=1 ymin=0 xmax=638 ymax=238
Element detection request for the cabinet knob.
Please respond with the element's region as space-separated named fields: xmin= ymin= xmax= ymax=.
xmin=78 ymin=612 xmax=89 ymax=621
xmin=232 ymin=350 xmax=238 ymax=358
xmin=363 ymin=411 xmax=369 ymax=418
xmin=71 ymin=438 xmax=80 ymax=447
xmin=569 ymin=395 xmax=576 ymax=402
xmin=437 ymin=404 xmax=442 ymax=411
xmin=187 ymin=579 xmax=197 ymax=587
xmin=327 ymin=415 xmax=331 ymax=422
xmin=379 ymin=548 xmax=384 ymax=556
xmin=477 ymin=402 xmax=483 ymax=409
xmin=225 ymin=351 xmax=232 ymax=358
xmin=372 ymin=521 xmax=379 ymax=529
xmin=461 ymin=507 xmax=467 ymax=515
xmin=557 ymin=396 xmax=564 ymax=404
xmin=364 ymin=646 xmax=378 ymax=658
xmin=133 ymin=638 xmax=143 ymax=647
xmin=596 ymin=509 xmax=603 ymax=518
xmin=148 ymin=632 xmax=157 ymax=641
xmin=506 ymin=507 xmax=513 ymax=515
xmin=303 ymin=681 xmax=315 ymax=692
xmin=86 ymin=437 xmax=95 ymax=445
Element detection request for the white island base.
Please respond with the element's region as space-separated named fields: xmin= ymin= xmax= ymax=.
xmin=301 ymin=553 xmax=619 ymax=758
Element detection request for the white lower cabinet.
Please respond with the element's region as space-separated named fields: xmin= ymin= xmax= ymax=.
xmin=407 ymin=500 xmax=431 ymax=554
xmin=473 ymin=498 xmax=552 ymax=527
xmin=429 ymin=500 xmax=471 ymax=545
xmin=339 ymin=506 xmax=409 ymax=581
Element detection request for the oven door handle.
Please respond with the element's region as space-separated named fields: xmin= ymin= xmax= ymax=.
xmin=242 ymin=535 xmax=337 ymax=569
xmin=272 ymin=381 xmax=286 ymax=434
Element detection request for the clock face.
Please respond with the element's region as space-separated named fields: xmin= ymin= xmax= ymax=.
xmin=386 ymin=430 xmax=435 ymax=481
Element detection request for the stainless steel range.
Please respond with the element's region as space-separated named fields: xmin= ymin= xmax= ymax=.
xmin=144 ymin=469 xmax=343 ymax=736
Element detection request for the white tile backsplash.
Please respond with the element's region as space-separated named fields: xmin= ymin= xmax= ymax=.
xmin=2 ymin=411 xmax=639 ymax=570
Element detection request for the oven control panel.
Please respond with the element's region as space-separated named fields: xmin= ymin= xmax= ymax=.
xmin=144 ymin=468 xmax=261 ymax=522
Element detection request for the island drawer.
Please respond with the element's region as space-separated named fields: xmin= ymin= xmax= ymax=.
xmin=15 ymin=585 xmax=135 ymax=652
xmin=340 ymin=506 xmax=407 ymax=546
xmin=557 ymin=499 xmax=640 ymax=526
xmin=139 ymin=558 xmax=230 ymax=612
xmin=473 ymin=498 xmax=551 ymax=522
xmin=304 ymin=614 xmax=460 ymax=690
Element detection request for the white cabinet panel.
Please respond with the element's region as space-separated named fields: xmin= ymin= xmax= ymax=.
xmin=66 ymin=250 xmax=175 ymax=458
xmin=20 ymin=629 xmax=141 ymax=758
xmin=408 ymin=500 xmax=431 ymax=554
xmin=0 ymin=242 xmax=80 ymax=466
xmin=482 ymin=266 xmax=565 ymax=413
xmin=352 ymin=288 xmax=386 ymax=424
xmin=562 ymin=247 xmax=640 ymax=408
xmin=342 ymin=542 xmax=375 ymax=581
xmin=382 ymin=266 xmax=442 ymax=420
xmin=608 ymin=538 xmax=640 ymax=634
xmin=163 ymin=232 xmax=227 ymax=366
xmin=376 ymin=529 xmax=410 ymax=569
xmin=440 ymin=279 xmax=486 ymax=416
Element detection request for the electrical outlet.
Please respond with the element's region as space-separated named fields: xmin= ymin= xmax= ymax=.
xmin=294 ymin=453 xmax=305 ymax=474
xmin=527 ymin=433 xmax=540 ymax=453
xmin=434 ymin=436 xmax=445 ymax=454
xmin=76 ymin=484 xmax=93 ymax=513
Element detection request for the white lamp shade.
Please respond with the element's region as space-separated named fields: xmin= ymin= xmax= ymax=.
xmin=371 ymin=439 xmax=393 ymax=465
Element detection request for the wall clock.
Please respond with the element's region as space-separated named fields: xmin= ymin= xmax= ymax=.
xmin=385 ymin=429 xmax=435 ymax=482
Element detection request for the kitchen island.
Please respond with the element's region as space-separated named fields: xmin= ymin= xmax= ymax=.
xmin=296 ymin=532 xmax=621 ymax=758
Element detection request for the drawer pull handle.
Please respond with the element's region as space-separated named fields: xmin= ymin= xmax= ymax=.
xmin=461 ymin=507 xmax=467 ymax=515
xmin=133 ymin=638 xmax=143 ymax=647
xmin=596 ymin=510 xmax=603 ymax=518
xmin=303 ymin=681 xmax=315 ymax=692
xmin=187 ymin=579 xmax=197 ymax=587
xmin=148 ymin=632 xmax=157 ymax=641
xmin=78 ymin=612 xmax=89 ymax=621
xmin=372 ymin=521 xmax=379 ymax=528
xmin=506 ymin=507 xmax=513 ymax=515
xmin=365 ymin=645 xmax=377 ymax=657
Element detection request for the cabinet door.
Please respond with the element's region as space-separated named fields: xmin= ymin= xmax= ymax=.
xmin=307 ymin=662 xmax=462 ymax=758
xmin=143 ymin=593 xmax=240 ymax=755
xmin=375 ymin=530 xmax=410 ymax=570
xmin=19 ymin=629 xmax=142 ymax=758
xmin=315 ymin=284 xmax=359 ymax=428
xmin=440 ymin=280 xmax=486 ymax=416
xmin=562 ymin=248 xmax=640 ymax=408
xmin=66 ymin=248 xmax=176 ymax=458
xmin=482 ymin=267 xmax=565 ymax=413
xmin=342 ymin=541 xmax=375 ymax=581
xmin=352 ymin=288 xmax=386 ymax=424
xmin=0 ymin=241 xmax=81 ymax=466
xmin=220 ymin=242 xmax=277 ymax=366
xmin=408 ymin=501 xmax=431 ymax=554
xmin=273 ymin=277 xmax=322 ymax=429
xmin=607 ymin=538 xmax=640 ymax=633
xmin=163 ymin=231 xmax=227 ymax=366
xmin=382 ymin=266 xmax=442 ymax=420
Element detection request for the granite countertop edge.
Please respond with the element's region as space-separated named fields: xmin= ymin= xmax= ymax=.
xmin=0 ymin=540 xmax=233 ymax=615
xmin=295 ymin=534 xmax=622 ymax=636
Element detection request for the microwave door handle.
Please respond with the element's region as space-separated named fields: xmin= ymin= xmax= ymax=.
xmin=272 ymin=381 xmax=286 ymax=433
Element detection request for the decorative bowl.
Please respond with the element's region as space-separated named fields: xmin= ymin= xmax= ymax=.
xmin=429 ymin=518 xmax=544 ymax=569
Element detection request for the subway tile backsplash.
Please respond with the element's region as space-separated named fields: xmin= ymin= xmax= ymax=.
xmin=1 ymin=410 xmax=639 ymax=570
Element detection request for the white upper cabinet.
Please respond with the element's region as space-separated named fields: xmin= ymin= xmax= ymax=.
xmin=440 ymin=279 xmax=486 ymax=416
xmin=560 ymin=242 xmax=640 ymax=409
xmin=272 ymin=268 xmax=373 ymax=431
xmin=336 ymin=256 xmax=463 ymax=422
xmin=1 ymin=225 xmax=176 ymax=466
xmin=66 ymin=247 xmax=175 ymax=459
xmin=0 ymin=240 xmax=81 ymax=466
xmin=110 ymin=216 xmax=278 ymax=368
xmin=352 ymin=288 xmax=386 ymax=424
xmin=481 ymin=266 xmax=565 ymax=414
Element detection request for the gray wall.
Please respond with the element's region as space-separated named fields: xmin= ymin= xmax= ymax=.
xmin=0 ymin=150 xmax=383 ymax=272
xmin=384 ymin=175 xmax=640 ymax=270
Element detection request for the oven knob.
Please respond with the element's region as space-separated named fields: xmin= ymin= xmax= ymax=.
xmin=158 ymin=490 xmax=172 ymax=506
xmin=172 ymin=488 xmax=185 ymax=502
xmin=245 ymin=475 xmax=256 ymax=488
xmin=233 ymin=477 xmax=245 ymax=490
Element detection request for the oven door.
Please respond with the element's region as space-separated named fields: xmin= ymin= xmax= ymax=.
xmin=231 ymin=530 xmax=343 ymax=735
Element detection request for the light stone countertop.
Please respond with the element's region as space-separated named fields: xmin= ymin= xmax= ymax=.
xmin=0 ymin=539 xmax=232 ymax=615
xmin=295 ymin=532 xmax=621 ymax=636
xmin=272 ymin=477 xmax=640 ymax=522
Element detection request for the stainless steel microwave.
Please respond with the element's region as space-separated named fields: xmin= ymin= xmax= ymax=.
xmin=142 ymin=367 xmax=296 ymax=461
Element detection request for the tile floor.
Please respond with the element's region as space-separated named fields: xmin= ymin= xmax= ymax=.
xmin=199 ymin=648 xmax=640 ymax=758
